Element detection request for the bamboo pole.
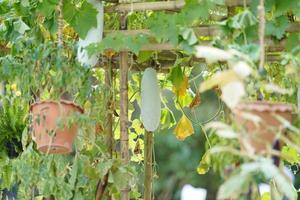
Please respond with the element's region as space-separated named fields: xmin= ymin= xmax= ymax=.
xmin=104 ymin=26 xmax=221 ymax=37
xmin=120 ymin=50 xmax=130 ymax=200
xmin=104 ymin=23 xmax=299 ymax=38
xmin=105 ymin=65 xmax=114 ymax=158
xmin=144 ymin=131 xmax=153 ymax=200
xmin=120 ymin=14 xmax=130 ymax=200
xmin=105 ymin=0 xmax=248 ymax=13
xmin=105 ymin=0 xmax=185 ymax=13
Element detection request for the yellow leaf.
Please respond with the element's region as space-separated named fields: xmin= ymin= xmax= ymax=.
xmin=175 ymin=114 xmax=194 ymax=140
xmin=197 ymin=153 xmax=211 ymax=175
xmin=261 ymin=193 xmax=271 ymax=200
xmin=11 ymin=83 xmax=17 ymax=91
xmin=173 ymin=75 xmax=189 ymax=97
xmin=84 ymin=100 xmax=92 ymax=113
xmin=197 ymin=164 xmax=210 ymax=175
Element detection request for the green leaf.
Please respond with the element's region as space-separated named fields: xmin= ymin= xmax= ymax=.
xmin=63 ymin=1 xmax=76 ymax=23
xmin=37 ymin=0 xmax=58 ymax=18
xmin=169 ymin=65 xmax=184 ymax=89
xmin=181 ymin=28 xmax=198 ymax=45
xmin=147 ymin=12 xmax=178 ymax=45
xmin=181 ymin=0 xmax=216 ymax=22
xmin=266 ymin=16 xmax=289 ymax=40
xmin=87 ymin=34 xmax=149 ymax=55
xmin=274 ymin=0 xmax=300 ymax=17
xmin=218 ymin=159 xmax=297 ymax=199
xmin=281 ymin=145 xmax=300 ymax=164
xmin=69 ymin=156 xmax=78 ymax=188
xmin=73 ymin=1 xmax=97 ymax=38
xmin=285 ymin=33 xmax=300 ymax=51
xmin=230 ymin=9 xmax=258 ymax=29
xmin=97 ymin=160 xmax=113 ymax=177
xmin=63 ymin=1 xmax=98 ymax=38
xmin=137 ymin=51 xmax=153 ymax=63
xmin=13 ymin=19 xmax=30 ymax=34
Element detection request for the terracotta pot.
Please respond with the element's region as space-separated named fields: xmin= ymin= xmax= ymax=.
xmin=30 ymin=100 xmax=83 ymax=154
xmin=233 ymin=101 xmax=294 ymax=153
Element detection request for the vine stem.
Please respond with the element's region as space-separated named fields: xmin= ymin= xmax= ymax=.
xmin=258 ymin=0 xmax=265 ymax=72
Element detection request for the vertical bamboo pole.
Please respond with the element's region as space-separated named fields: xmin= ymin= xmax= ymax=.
xmin=144 ymin=131 xmax=153 ymax=200
xmin=120 ymin=13 xmax=130 ymax=200
xmin=120 ymin=50 xmax=130 ymax=200
xmin=105 ymin=65 xmax=113 ymax=157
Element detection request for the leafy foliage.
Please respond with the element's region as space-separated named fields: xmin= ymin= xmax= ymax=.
xmin=0 ymin=91 xmax=28 ymax=158
xmin=1 ymin=0 xmax=300 ymax=199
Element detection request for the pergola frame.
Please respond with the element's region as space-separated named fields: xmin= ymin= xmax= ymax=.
xmin=98 ymin=1 xmax=297 ymax=199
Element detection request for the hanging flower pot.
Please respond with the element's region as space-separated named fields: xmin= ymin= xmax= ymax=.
xmin=233 ymin=101 xmax=295 ymax=153
xmin=30 ymin=100 xmax=83 ymax=154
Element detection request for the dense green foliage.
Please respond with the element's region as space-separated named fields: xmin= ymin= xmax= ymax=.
xmin=0 ymin=0 xmax=300 ymax=199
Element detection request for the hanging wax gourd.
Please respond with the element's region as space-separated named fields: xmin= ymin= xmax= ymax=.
xmin=77 ymin=0 xmax=103 ymax=67
xmin=141 ymin=68 xmax=161 ymax=132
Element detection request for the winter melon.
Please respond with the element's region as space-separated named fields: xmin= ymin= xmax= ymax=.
xmin=141 ymin=68 xmax=161 ymax=132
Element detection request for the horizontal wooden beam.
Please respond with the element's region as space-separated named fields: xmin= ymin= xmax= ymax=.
xmin=105 ymin=0 xmax=247 ymax=13
xmin=104 ymin=26 xmax=221 ymax=37
xmin=105 ymin=23 xmax=299 ymax=38
xmin=105 ymin=0 xmax=185 ymax=13
xmin=97 ymin=51 xmax=282 ymax=73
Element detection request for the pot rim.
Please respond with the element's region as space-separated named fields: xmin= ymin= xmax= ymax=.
xmin=235 ymin=100 xmax=295 ymax=113
xmin=30 ymin=100 xmax=84 ymax=113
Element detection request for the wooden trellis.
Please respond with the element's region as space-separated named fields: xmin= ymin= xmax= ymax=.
xmin=101 ymin=0 xmax=297 ymax=200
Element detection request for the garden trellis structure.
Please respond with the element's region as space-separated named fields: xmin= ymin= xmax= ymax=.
xmin=92 ymin=0 xmax=300 ymax=199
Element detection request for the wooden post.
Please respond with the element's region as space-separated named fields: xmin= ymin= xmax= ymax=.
xmin=120 ymin=50 xmax=130 ymax=200
xmin=120 ymin=13 xmax=130 ymax=200
xmin=105 ymin=64 xmax=114 ymax=157
xmin=144 ymin=131 xmax=153 ymax=200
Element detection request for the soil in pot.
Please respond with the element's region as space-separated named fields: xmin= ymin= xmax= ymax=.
xmin=30 ymin=100 xmax=83 ymax=154
xmin=233 ymin=101 xmax=295 ymax=153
